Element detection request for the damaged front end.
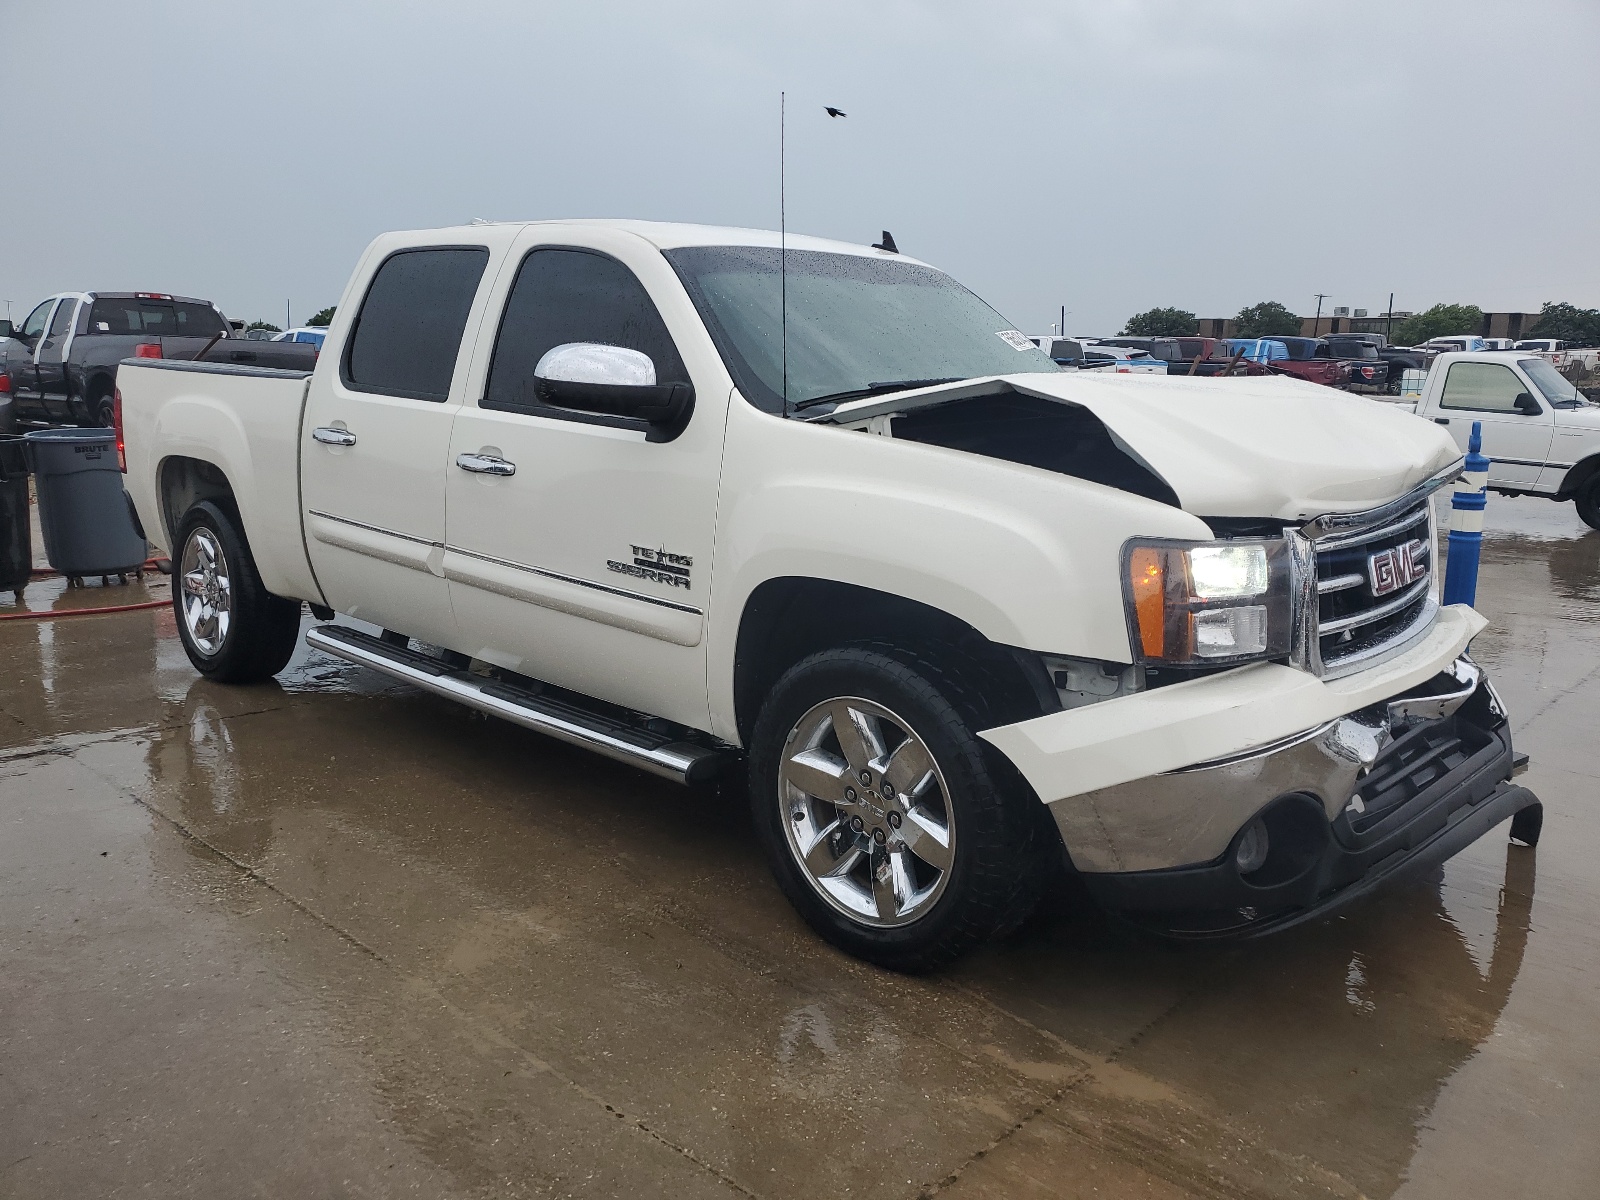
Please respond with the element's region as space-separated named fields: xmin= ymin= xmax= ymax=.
xmin=1075 ymin=657 xmax=1539 ymax=938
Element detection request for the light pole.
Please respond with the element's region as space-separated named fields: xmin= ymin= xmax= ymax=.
xmin=1312 ymin=294 xmax=1327 ymax=337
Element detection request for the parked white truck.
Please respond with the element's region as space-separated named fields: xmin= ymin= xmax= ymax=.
xmin=116 ymin=221 xmax=1538 ymax=970
xmin=1407 ymin=350 xmax=1600 ymax=526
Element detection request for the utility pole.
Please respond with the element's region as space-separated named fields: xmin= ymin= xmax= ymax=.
xmin=286 ymin=300 xmax=291 ymax=330
xmin=1386 ymin=291 xmax=1395 ymax=340
xmin=1312 ymin=294 xmax=1327 ymax=337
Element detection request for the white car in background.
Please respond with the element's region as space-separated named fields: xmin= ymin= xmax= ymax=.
xmin=273 ymin=326 xmax=328 ymax=348
xmin=1422 ymin=335 xmax=1488 ymax=354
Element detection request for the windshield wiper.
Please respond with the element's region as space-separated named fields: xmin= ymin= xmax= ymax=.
xmin=790 ymin=377 xmax=966 ymax=413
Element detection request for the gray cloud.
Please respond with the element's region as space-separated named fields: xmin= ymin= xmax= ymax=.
xmin=3 ymin=0 xmax=1596 ymax=334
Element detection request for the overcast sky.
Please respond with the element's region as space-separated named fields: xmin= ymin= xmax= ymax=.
xmin=3 ymin=0 xmax=1596 ymax=334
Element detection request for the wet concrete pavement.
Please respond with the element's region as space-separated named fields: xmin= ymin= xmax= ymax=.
xmin=3 ymin=496 xmax=1599 ymax=1199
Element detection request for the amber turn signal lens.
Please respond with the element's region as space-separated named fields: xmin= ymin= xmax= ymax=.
xmin=1128 ymin=546 xmax=1167 ymax=659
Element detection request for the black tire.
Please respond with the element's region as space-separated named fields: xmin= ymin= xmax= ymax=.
xmin=94 ymin=394 xmax=116 ymax=429
xmin=749 ymin=644 xmax=1051 ymax=973
xmin=1577 ymin=478 xmax=1600 ymax=530
xmin=173 ymin=499 xmax=301 ymax=682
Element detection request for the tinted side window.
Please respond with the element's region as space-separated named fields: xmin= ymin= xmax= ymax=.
xmin=48 ymin=300 xmax=77 ymax=337
xmin=1440 ymin=362 xmax=1529 ymax=413
xmin=344 ymin=247 xmax=489 ymax=402
xmin=483 ymin=248 xmax=687 ymax=415
xmin=20 ymin=301 xmax=52 ymax=340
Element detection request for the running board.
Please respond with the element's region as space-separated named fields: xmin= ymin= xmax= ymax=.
xmin=305 ymin=625 xmax=732 ymax=785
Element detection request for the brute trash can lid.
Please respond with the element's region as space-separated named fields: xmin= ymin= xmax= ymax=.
xmin=23 ymin=427 xmax=119 ymax=475
xmin=23 ymin=427 xmax=115 ymax=441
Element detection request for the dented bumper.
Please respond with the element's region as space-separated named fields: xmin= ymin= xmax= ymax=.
xmin=980 ymin=605 xmax=1539 ymax=934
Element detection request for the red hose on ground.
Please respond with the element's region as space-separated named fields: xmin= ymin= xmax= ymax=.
xmin=0 ymin=599 xmax=170 ymax=622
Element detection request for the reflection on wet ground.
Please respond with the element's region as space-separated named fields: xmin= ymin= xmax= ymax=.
xmin=3 ymin=494 xmax=1599 ymax=1198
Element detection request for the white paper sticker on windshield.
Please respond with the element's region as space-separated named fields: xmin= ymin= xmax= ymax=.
xmin=996 ymin=329 xmax=1034 ymax=351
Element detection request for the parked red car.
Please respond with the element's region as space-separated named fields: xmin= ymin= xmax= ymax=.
xmin=1271 ymin=337 xmax=1355 ymax=388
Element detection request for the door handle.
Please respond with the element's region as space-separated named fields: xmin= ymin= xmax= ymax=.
xmin=1434 ymin=418 xmax=1450 ymax=425
xmin=311 ymin=426 xmax=357 ymax=447
xmin=228 ymin=350 xmax=258 ymax=362
xmin=456 ymin=452 xmax=516 ymax=477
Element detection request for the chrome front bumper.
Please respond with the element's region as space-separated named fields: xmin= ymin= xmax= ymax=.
xmin=1060 ymin=658 xmax=1538 ymax=937
xmin=1050 ymin=657 xmax=1490 ymax=875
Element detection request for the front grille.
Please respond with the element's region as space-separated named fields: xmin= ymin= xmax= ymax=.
xmin=1313 ymin=501 xmax=1435 ymax=671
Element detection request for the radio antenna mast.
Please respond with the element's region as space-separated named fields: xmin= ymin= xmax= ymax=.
xmin=780 ymin=90 xmax=789 ymax=418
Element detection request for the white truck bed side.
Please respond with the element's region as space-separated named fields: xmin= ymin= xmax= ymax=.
xmin=120 ymin=360 xmax=322 ymax=603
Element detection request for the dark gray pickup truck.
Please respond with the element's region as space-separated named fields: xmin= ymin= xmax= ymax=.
xmin=0 ymin=292 xmax=316 ymax=428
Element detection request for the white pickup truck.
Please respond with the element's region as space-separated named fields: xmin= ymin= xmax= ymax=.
xmin=1406 ymin=350 xmax=1600 ymax=527
xmin=116 ymin=220 xmax=1538 ymax=970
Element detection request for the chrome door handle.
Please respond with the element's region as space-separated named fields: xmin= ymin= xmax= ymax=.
xmin=312 ymin=426 xmax=357 ymax=446
xmin=456 ymin=453 xmax=516 ymax=477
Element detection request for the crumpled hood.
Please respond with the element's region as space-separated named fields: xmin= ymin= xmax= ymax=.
xmin=832 ymin=371 xmax=1461 ymax=520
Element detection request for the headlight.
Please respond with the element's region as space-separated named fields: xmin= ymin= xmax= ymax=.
xmin=1123 ymin=538 xmax=1292 ymax=666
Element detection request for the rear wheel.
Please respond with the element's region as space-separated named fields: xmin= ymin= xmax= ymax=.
xmin=749 ymin=645 xmax=1050 ymax=972
xmin=1576 ymin=478 xmax=1600 ymax=530
xmin=173 ymin=500 xmax=301 ymax=682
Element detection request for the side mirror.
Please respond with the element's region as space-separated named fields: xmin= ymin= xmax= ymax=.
xmin=1514 ymin=392 xmax=1542 ymax=415
xmin=0 ymin=320 xmax=13 ymax=340
xmin=534 ymin=343 xmax=693 ymax=428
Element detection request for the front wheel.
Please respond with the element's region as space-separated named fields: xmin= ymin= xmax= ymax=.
xmin=1577 ymin=478 xmax=1600 ymax=530
xmin=749 ymin=646 xmax=1049 ymax=972
xmin=173 ymin=500 xmax=302 ymax=682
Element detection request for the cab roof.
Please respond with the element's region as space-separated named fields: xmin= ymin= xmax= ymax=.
xmin=408 ymin=219 xmax=930 ymax=265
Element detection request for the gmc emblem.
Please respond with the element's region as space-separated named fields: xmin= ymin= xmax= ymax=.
xmin=1369 ymin=539 xmax=1429 ymax=597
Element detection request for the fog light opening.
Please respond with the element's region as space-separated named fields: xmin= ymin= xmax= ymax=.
xmin=1235 ymin=794 xmax=1330 ymax=888
xmin=1234 ymin=817 xmax=1270 ymax=875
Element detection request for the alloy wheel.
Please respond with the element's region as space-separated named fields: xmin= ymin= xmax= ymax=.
xmin=778 ymin=696 xmax=955 ymax=927
xmin=179 ymin=527 xmax=232 ymax=656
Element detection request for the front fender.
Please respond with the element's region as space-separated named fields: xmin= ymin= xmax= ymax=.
xmin=705 ymin=405 xmax=1209 ymax=739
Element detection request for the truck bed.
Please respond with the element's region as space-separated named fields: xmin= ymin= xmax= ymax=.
xmin=118 ymin=358 xmax=322 ymax=604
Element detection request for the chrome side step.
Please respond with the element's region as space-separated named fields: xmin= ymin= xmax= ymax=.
xmin=305 ymin=625 xmax=731 ymax=785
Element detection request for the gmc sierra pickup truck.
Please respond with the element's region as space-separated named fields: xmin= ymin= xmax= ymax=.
xmin=117 ymin=220 xmax=1539 ymax=971
xmin=0 ymin=291 xmax=315 ymax=427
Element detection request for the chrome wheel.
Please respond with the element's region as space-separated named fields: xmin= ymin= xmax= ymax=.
xmin=179 ymin=527 xmax=232 ymax=656
xmin=778 ymin=697 xmax=955 ymax=928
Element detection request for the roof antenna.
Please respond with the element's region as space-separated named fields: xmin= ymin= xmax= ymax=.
xmin=872 ymin=230 xmax=898 ymax=254
xmin=780 ymin=91 xmax=789 ymax=418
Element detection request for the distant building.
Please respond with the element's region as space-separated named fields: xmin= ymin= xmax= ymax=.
xmin=1195 ymin=311 xmax=1541 ymax=342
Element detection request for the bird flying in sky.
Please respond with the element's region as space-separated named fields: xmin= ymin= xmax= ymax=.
xmin=824 ymin=106 xmax=847 ymax=118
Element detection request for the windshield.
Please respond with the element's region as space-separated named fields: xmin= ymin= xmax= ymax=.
xmin=663 ymin=246 xmax=1058 ymax=413
xmin=1520 ymin=357 xmax=1586 ymax=407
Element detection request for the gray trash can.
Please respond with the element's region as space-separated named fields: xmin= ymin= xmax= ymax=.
xmin=24 ymin=427 xmax=147 ymax=584
xmin=0 ymin=435 xmax=30 ymax=601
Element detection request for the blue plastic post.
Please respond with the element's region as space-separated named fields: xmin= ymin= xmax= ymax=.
xmin=1442 ymin=421 xmax=1489 ymax=607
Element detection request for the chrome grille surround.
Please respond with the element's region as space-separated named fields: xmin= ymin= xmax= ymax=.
xmin=1289 ymin=459 xmax=1462 ymax=680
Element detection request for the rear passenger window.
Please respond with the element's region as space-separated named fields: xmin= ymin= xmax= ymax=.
xmin=343 ymin=247 xmax=489 ymax=402
xmin=48 ymin=300 xmax=76 ymax=337
xmin=482 ymin=248 xmax=687 ymax=416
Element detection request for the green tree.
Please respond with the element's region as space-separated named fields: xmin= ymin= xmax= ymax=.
xmin=1529 ymin=302 xmax=1600 ymax=347
xmin=1393 ymin=304 xmax=1483 ymax=347
xmin=307 ymin=306 xmax=337 ymax=328
xmin=1122 ymin=307 xmax=1198 ymax=336
xmin=245 ymin=320 xmax=281 ymax=333
xmin=1234 ymin=301 xmax=1300 ymax=338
